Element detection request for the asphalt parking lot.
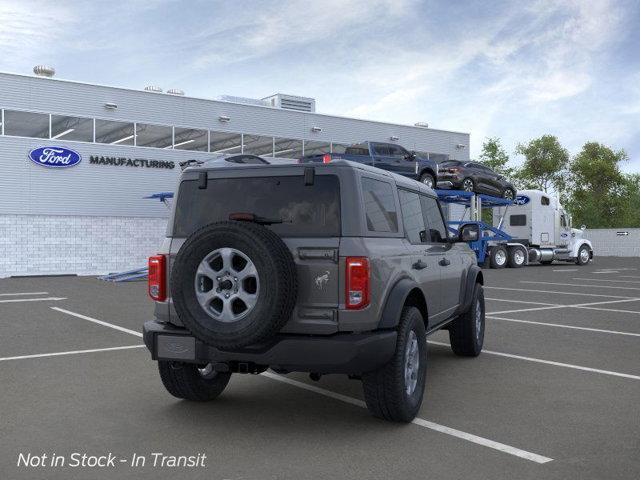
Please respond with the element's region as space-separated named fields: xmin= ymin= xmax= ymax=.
xmin=1 ymin=257 xmax=639 ymax=480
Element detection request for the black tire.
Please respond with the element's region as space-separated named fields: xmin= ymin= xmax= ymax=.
xmin=507 ymin=246 xmax=526 ymax=268
xmin=489 ymin=245 xmax=507 ymax=269
xmin=502 ymin=188 xmax=516 ymax=200
xmin=576 ymin=245 xmax=591 ymax=265
xmin=419 ymin=172 xmax=435 ymax=189
xmin=362 ymin=306 xmax=427 ymax=423
xmin=461 ymin=178 xmax=475 ymax=192
xmin=171 ymin=221 xmax=297 ymax=349
xmin=158 ymin=361 xmax=231 ymax=401
xmin=449 ymin=284 xmax=484 ymax=357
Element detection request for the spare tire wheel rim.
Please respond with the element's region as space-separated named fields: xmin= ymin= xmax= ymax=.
xmin=404 ymin=330 xmax=419 ymax=396
xmin=194 ymin=247 xmax=259 ymax=323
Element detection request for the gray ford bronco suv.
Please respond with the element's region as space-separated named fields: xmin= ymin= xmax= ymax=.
xmin=143 ymin=159 xmax=484 ymax=422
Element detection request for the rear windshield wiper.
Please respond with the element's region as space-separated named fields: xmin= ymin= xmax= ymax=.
xmin=229 ymin=212 xmax=285 ymax=225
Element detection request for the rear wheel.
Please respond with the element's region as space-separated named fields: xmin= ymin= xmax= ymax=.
xmin=507 ymin=246 xmax=526 ymax=268
xmin=502 ymin=188 xmax=515 ymax=200
xmin=362 ymin=306 xmax=427 ymax=422
xmin=489 ymin=245 xmax=507 ymax=269
xmin=158 ymin=361 xmax=231 ymax=401
xmin=462 ymin=178 xmax=475 ymax=192
xmin=419 ymin=172 xmax=435 ymax=189
xmin=449 ymin=283 xmax=484 ymax=357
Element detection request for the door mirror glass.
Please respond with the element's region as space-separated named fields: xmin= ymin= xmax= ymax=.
xmin=459 ymin=223 xmax=480 ymax=242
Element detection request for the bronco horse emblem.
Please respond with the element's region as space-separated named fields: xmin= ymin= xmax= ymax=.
xmin=315 ymin=271 xmax=330 ymax=289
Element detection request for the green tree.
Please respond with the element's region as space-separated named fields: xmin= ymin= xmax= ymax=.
xmin=479 ymin=137 xmax=515 ymax=178
xmin=515 ymin=135 xmax=569 ymax=193
xmin=619 ymin=174 xmax=640 ymax=228
xmin=566 ymin=142 xmax=628 ymax=228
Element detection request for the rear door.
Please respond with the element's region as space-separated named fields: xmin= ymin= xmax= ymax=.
xmin=420 ymin=194 xmax=462 ymax=320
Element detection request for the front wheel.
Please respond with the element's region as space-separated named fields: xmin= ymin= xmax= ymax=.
xmin=419 ymin=172 xmax=435 ymax=189
xmin=502 ymin=188 xmax=515 ymax=200
xmin=158 ymin=361 xmax=231 ymax=401
xmin=362 ymin=306 xmax=427 ymax=422
xmin=461 ymin=178 xmax=475 ymax=192
xmin=576 ymin=245 xmax=591 ymax=265
xmin=449 ymin=283 xmax=484 ymax=357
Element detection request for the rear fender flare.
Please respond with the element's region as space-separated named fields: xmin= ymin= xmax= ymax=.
xmin=377 ymin=278 xmax=426 ymax=330
xmin=458 ymin=265 xmax=483 ymax=314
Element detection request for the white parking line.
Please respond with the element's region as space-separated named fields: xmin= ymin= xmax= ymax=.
xmin=0 ymin=297 xmax=66 ymax=304
xmin=428 ymin=341 xmax=640 ymax=381
xmin=552 ymin=269 xmax=578 ymax=272
xmin=488 ymin=305 xmax=566 ymax=315
xmin=487 ymin=315 xmax=640 ymax=337
xmin=51 ymin=307 xmax=143 ymax=337
xmin=486 ymin=298 xmax=559 ymax=306
xmin=488 ymin=298 xmax=640 ymax=316
xmin=262 ymin=372 xmax=552 ymax=464
xmin=520 ymin=281 xmax=640 ymax=291
xmin=0 ymin=345 xmax=145 ymax=362
xmin=485 ymin=286 xmax=638 ymax=299
xmin=0 ymin=292 xmax=49 ymax=296
xmin=572 ymin=278 xmax=640 ymax=284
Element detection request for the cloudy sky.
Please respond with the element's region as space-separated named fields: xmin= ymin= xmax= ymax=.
xmin=1 ymin=0 xmax=639 ymax=170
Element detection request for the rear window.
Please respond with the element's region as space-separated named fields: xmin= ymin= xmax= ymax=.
xmin=345 ymin=145 xmax=370 ymax=156
xmin=173 ymin=175 xmax=340 ymax=237
xmin=440 ymin=160 xmax=461 ymax=167
xmin=361 ymin=177 xmax=398 ymax=233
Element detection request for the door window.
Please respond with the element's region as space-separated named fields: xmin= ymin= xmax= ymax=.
xmin=420 ymin=195 xmax=448 ymax=243
xmin=372 ymin=144 xmax=390 ymax=156
xmin=361 ymin=178 xmax=398 ymax=233
xmin=387 ymin=145 xmax=406 ymax=158
xmin=399 ymin=190 xmax=426 ymax=244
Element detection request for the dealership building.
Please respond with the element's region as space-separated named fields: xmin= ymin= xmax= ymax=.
xmin=0 ymin=68 xmax=470 ymax=277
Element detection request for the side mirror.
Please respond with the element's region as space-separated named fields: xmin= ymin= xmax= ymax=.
xmin=458 ymin=223 xmax=480 ymax=242
xmin=581 ymin=224 xmax=586 ymax=230
xmin=404 ymin=151 xmax=416 ymax=160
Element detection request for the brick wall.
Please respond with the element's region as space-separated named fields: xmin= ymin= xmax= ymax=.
xmin=0 ymin=214 xmax=167 ymax=277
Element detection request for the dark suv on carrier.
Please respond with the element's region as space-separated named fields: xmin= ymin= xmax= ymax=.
xmin=143 ymin=159 xmax=485 ymax=422
xmin=437 ymin=160 xmax=516 ymax=199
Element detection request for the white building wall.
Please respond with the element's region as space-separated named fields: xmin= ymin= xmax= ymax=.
xmin=583 ymin=228 xmax=640 ymax=257
xmin=0 ymin=214 xmax=167 ymax=277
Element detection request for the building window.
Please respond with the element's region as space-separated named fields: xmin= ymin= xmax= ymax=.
xmin=331 ymin=143 xmax=349 ymax=154
xmin=3 ymin=110 xmax=50 ymax=139
xmin=361 ymin=177 xmax=398 ymax=233
xmin=303 ymin=140 xmax=330 ymax=156
xmin=50 ymin=114 xmax=94 ymax=142
xmin=173 ymin=127 xmax=208 ymax=151
xmin=135 ymin=123 xmax=173 ymax=148
xmin=95 ymin=119 xmax=135 ymax=145
xmin=243 ymin=134 xmax=274 ymax=156
xmin=273 ymin=137 xmax=303 ymax=158
xmin=210 ymin=131 xmax=242 ymax=154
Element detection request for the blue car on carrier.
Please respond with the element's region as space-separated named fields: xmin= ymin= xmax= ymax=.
xmin=299 ymin=141 xmax=439 ymax=189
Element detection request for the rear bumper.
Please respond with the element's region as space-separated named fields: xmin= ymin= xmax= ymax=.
xmin=143 ymin=320 xmax=397 ymax=375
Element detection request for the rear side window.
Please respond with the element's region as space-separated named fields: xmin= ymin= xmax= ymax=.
xmin=510 ymin=214 xmax=526 ymax=226
xmin=361 ymin=177 xmax=398 ymax=233
xmin=372 ymin=144 xmax=390 ymax=156
xmin=399 ymin=190 xmax=426 ymax=244
xmin=173 ymin=175 xmax=340 ymax=237
xmin=420 ymin=195 xmax=448 ymax=243
xmin=345 ymin=146 xmax=370 ymax=156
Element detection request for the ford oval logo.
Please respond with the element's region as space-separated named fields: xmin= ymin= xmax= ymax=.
xmin=28 ymin=146 xmax=82 ymax=168
xmin=514 ymin=195 xmax=530 ymax=205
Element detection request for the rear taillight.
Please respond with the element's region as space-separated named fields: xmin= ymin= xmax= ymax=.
xmin=322 ymin=153 xmax=332 ymax=164
xmin=345 ymin=257 xmax=369 ymax=309
xmin=448 ymin=167 xmax=460 ymax=173
xmin=148 ymin=255 xmax=166 ymax=301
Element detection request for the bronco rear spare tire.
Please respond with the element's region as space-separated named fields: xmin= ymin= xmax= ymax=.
xmin=171 ymin=221 xmax=297 ymax=349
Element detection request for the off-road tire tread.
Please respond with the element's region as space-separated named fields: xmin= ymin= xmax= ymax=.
xmin=362 ymin=306 xmax=426 ymax=422
xmin=449 ymin=283 xmax=484 ymax=357
xmin=158 ymin=361 xmax=231 ymax=401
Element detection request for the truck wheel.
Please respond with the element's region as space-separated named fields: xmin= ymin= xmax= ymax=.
xmin=419 ymin=172 xmax=435 ymax=189
xmin=502 ymin=188 xmax=515 ymax=200
xmin=576 ymin=245 xmax=591 ymax=265
xmin=449 ymin=283 xmax=484 ymax=357
xmin=489 ymin=245 xmax=507 ymax=269
xmin=362 ymin=306 xmax=427 ymax=422
xmin=507 ymin=246 xmax=526 ymax=268
xmin=158 ymin=361 xmax=231 ymax=401
xmin=171 ymin=221 xmax=297 ymax=349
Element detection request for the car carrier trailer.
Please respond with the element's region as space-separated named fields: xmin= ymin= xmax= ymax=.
xmin=436 ymin=189 xmax=593 ymax=268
